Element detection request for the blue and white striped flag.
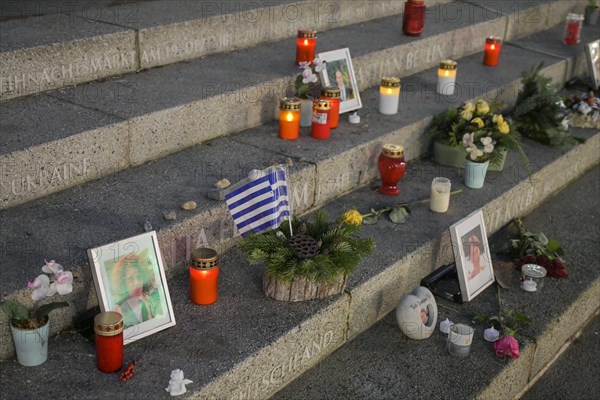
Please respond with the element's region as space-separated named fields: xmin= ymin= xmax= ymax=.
xmin=225 ymin=166 xmax=291 ymax=237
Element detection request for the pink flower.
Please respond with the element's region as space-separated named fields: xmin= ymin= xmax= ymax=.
xmin=493 ymin=336 xmax=520 ymax=358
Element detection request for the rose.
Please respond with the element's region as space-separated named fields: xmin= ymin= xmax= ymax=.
xmin=493 ymin=335 xmax=520 ymax=358
xmin=497 ymin=120 xmax=510 ymax=134
xmin=493 ymin=114 xmax=504 ymax=124
xmin=343 ymin=209 xmax=363 ymax=225
xmin=476 ymin=99 xmax=490 ymax=115
xmin=463 ymin=102 xmax=475 ymax=113
xmin=460 ymin=109 xmax=473 ymax=121
xmin=471 ymin=117 xmax=485 ymax=129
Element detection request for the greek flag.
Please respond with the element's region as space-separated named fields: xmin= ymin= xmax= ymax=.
xmin=225 ymin=166 xmax=291 ymax=237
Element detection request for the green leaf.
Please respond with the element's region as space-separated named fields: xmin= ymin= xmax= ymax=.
xmin=362 ymin=216 xmax=379 ymax=225
xmin=389 ymin=206 xmax=410 ymax=224
xmin=512 ymin=311 xmax=532 ymax=324
xmin=473 ymin=314 xmax=490 ymax=324
xmin=546 ymin=239 xmax=562 ymax=255
xmin=35 ymin=302 xmax=69 ymax=321
xmin=534 ymin=232 xmax=549 ymax=246
xmin=1 ymin=301 xmax=29 ymax=321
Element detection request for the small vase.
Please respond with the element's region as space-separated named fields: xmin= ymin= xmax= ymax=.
xmin=464 ymin=159 xmax=489 ymax=189
xmin=10 ymin=319 xmax=50 ymax=367
xmin=378 ymin=144 xmax=406 ymax=195
xmin=299 ymin=98 xmax=313 ymax=127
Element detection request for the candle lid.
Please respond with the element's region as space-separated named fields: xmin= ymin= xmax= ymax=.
xmin=381 ymin=144 xmax=404 ymax=158
xmin=380 ymin=77 xmax=401 ymax=88
xmin=439 ymin=60 xmax=458 ymax=70
xmin=280 ymin=97 xmax=301 ymax=111
xmin=297 ymin=29 xmax=317 ymax=39
xmin=485 ymin=36 xmax=502 ymax=44
xmin=191 ymin=248 xmax=219 ymax=270
xmin=313 ymin=99 xmax=331 ymax=110
xmin=321 ymin=86 xmax=341 ymax=98
xmin=566 ymin=13 xmax=584 ymax=21
xmin=94 ymin=311 xmax=124 ymax=336
xmin=522 ymin=264 xmax=547 ymax=278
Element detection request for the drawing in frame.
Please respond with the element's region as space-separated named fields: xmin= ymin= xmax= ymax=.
xmin=449 ymin=209 xmax=495 ymax=302
xmin=585 ymin=39 xmax=600 ymax=90
xmin=87 ymin=231 xmax=176 ymax=344
xmin=318 ymin=48 xmax=362 ymax=114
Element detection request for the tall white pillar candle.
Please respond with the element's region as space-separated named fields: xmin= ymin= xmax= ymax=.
xmin=437 ymin=60 xmax=457 ymax=96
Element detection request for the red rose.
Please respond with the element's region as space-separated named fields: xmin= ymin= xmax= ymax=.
xmin=493 ymin=336 xmax=520 ymax=359
xmin=535 ymin=255 xmax=552 ymax=269
xmin=548 ymin=258 xmax=568 ymax=279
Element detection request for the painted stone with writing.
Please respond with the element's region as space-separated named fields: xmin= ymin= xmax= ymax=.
xmin=396 ymin=286 xmax=438 ymax=340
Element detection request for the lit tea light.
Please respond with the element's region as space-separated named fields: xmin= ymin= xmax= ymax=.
xmin=437 ymin=60 xmax=457 ymax=96
xmin=190 ymin=248 xmax=219 ymax=305
xmin=295 ymin=29 xmax=317 ymax=64
xmin=483 ymin=36 xmax=502 ymax=66
xmin=379 ymin=77 xmax=401 ymax=115
xmin=278 ymin=97 xmax=301 ymax=140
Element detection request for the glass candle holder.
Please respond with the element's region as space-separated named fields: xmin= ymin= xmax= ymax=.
xmin=279 ymin=97 xmax=301 ymax=140
xmin=520 ymin=264 xmax=547 ymax=292
xmin=437 ymin=60 xmax=457 ymax=96
xmin=402 ymin=0 xmax=426 ymax=37
xmin=483 ymin=36 xmax=502 ymax=66
xmin=311 ymin=99 xmax=331 ymax=139
xmin=563 ymin=13 xmax=583 ymax=45
xmin=379 ymin=77 xmax=401 ymax=115
xmin=447 ymin=324 xmax=474 ymax=358
xmin=190 ymin=248 xmax=219 ymax=305
xmin=296 ymin=29 xmax=317 ymax=64
xmin=320 ymin=86 xmax=341 ymax=129
xmin=430 ymin=177 xmax=451 ymax=213
xmin=94 ymin=311 xmax=124 ymax=373
xmin=378 ymin=144 xmax=406 ymax=195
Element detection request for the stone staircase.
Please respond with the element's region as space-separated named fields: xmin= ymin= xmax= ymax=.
xmin=1 ymin=1 xmax=599 ymax=399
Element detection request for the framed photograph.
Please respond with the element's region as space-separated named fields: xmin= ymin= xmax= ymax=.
xmin=87 ymin=231 xmax=176 ymax=344
xmin=449 ymin=210 xmax=495 ymax=302
xmin=585 ymin=39 xmax=600 ymax=90
xmin=318 ymin=48 xmax=362 ymax=114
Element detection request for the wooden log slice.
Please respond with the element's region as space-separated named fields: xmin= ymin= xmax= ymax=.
xmin=263 ymin=273 xmax=347 ymax=301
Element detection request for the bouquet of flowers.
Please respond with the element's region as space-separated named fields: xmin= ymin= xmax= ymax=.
xmin=564 ymin=91 xmax=600 ymax=129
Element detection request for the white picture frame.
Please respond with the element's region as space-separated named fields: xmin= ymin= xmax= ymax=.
xmin=318 ymin=48 xmax=362 ymax=114
xmin=87 ymin=231 xmax=176 ymax=344
xmin=585 ymin=39 xmax=600 ymax=90
xmin=449 ymin=210 xmax=495 ymax=302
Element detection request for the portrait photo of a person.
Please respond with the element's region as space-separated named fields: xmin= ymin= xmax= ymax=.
xmin=327 ymin=60 xmax=354 ymax=102
xmin=460 ymin=227 xmax=492 ymax=288
xmin=108 ymin=250 xmax=164 ymax=328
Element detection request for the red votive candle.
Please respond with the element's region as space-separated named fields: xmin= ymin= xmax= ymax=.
xmin=95 ymin=312 xmax=124 ymax=373
xmin=563 ymin=13 xmax=583 ymax=45
xmin=190 ymin=248 xmax=219 ymax=305
xmin=295 ymin=29 xmax=317 ymax=64
xmin=378 ymin=144 xmax=406 ymax=196
xmin=483 ymin=37 xmax=502 ymax=66
xmin=320 ymin=86 xmax=341 ymax=129
xmin=311 ymin=99 xmax=331 ymax=139
xmin=402 ymin=0 xmax=426 ymax=37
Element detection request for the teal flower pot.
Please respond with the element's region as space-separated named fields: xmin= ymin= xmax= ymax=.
xmin=433 ymin=141 xmax=507 ymax=171
xmin=464 ymin=160 xmax=489 ymax=189
xmin=10 ymin=319 xmax=50 ymax=367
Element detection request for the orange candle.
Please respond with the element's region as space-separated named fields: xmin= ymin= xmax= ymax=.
xmin=189 ymin=248 xmax=219 ymax=305
xmin=279 ymin=97 xmax=301 ymax=140
xmin=295 ymin=29 xmax=317 ymax=64
xmin=320 ymin=86 xmax=341 ymax=129
xmin=483 ymin=37 xmax=502 ymax=67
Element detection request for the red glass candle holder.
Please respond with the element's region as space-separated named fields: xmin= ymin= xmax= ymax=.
xmin=378 ymin=144 xmax=406 ymax=195
xmin=402 ymin=0 xmax=426 ymax=37
xmin=190 ymin=248 xmax=219 ymax=305
xmin=483 ymin=37 xmax=502 ymax=66
xmin=279 ymin=97 xmax=301 ymax=140
xmin=563 ymin=13 xmax=583 ymax=45
xmin=311 ymin=99 xmax=331 ymax=139
xmin=95 ymin=311 xmax=124 ymax=373
xmin=296 ymin=29 xmax=317 ymax=64
xmin=320 ymin=86 xmax=341 ymax=129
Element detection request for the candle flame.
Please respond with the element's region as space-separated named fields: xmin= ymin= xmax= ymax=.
xmin=304 ymin=39 xmax=308 ymax=45
xmin=445 ymin=70 xmax=449 ymax=77
xmin=491 ymin=44 xmax=496 ymax=50
xmin=286 ymin=112 xmax=293 ymax=122
xmin=387 ymin=88 xmax=392 ymax=94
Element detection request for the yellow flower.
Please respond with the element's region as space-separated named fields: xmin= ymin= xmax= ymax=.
xmin=460 ymin=109 xmax=473 ymax=121
xmin=493 ymin=114 xmax=504 ymax=124
xmin=343 ymin=209 xmax=363 ymax=225
xmin=476 ymin=99 xmax=490 ymax=115
xmin=498 ymin=120 xmax=510 ymax=134
xmin=471 ymin=117 xmax=485 ymax=129
xmin=463 ymin=102 xmax=476 ymax=113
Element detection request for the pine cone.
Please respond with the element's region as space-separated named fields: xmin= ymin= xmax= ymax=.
xmin=288 ymin=233 xmax=319 ymax=259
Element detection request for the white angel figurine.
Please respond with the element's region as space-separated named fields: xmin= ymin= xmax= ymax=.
xmin=165 ymin=369 xmax=193 ymax=396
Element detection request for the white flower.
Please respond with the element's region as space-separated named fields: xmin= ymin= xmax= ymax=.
xmin=28 ymin=275 xmax=51 ymax=300
xmin=302 ymin=68 xmax=318 ymax=84
xmin=42 ymin=259 xmax=63 ymax=274
xmin=52 ymin=270 xmax=74 ymax=295
xmin=462 ymin=133 xmax=474 ymax=147
xmin=298 ymin=61 xmax=311 ymax=69
xmin=313 ymin=58 xmax=326 ymax=73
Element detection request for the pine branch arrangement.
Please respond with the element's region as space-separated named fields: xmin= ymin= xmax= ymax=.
xmin=239 ymin=210 xmax=375 ymax=283
xmin=512 ymin=63 xmax=578 ymax=147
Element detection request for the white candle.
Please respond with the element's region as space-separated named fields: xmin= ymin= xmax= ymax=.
xmin=379 ymin=77 xmax=401 ymax=115
xmin=430 ymin=177 xmax=451 ymax=213
xmin=437 ymin=60 xmax=457 ymax=96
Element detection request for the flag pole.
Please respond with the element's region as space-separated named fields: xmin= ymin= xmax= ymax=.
xmin=283 ymin=164 xmax=293 ymax=237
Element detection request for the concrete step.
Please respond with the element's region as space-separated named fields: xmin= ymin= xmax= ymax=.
xmin=2 ymin=15 xmax=596 ymax=210
xmin=0 ymin=0 xmax=452 ymax=101
xmin=1 ymin=23 xmax=598 ymax=357
xmin=0 ymin=132 xmax=598 ymax=400
xmin=271 ymin=165 xmax=600 ymax=400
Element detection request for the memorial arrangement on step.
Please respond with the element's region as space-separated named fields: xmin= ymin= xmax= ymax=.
xmin=1 ymin=2 xmax=593 ymax=393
